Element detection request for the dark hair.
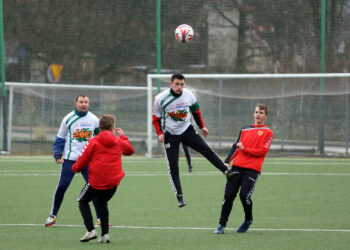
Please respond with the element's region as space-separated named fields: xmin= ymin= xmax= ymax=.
xmin=75 ymin=94 xmax=88 ymax=101
xmin=256 ymin=103 xmax=269 ymax=115
xmin=99 ymin=115 xmax=116 ymax=131
xmin=171 ymin=73 xmax=185 ymax=82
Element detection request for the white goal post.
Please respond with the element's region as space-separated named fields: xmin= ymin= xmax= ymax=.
xmin=147 ymin=73 xmax=350 ymax=158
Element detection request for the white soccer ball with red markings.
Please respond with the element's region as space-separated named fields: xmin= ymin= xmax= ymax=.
xmin=175 ymin=24 xmax=193 ymax=43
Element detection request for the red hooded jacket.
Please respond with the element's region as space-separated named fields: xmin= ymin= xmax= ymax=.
xmin=72 ymin=130 xmax=134 ymax=189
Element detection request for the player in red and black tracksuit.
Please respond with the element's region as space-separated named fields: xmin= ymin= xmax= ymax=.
xmin=72 ymin=115 xmax=134 ymax=243
xmin=214 ymin=104 xmax=273 ymax=234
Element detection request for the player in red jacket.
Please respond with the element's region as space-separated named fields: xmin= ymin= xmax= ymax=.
xmin=214 ymin=104 xmax=273 ymax=234
xmin=72 ymin=115 xmax=134 ymax=243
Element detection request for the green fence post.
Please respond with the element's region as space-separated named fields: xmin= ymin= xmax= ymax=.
xmin=0 ymin=0 xmax=8 ymax=153
xmin=318 ymin=0 xmax=326 ymax=155
xmin=156 ymin=0 xmax=161 ymax=93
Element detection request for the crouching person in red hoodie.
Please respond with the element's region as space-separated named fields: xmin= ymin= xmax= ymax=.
xmin=72 ymin=114 xmax=135 ymax=243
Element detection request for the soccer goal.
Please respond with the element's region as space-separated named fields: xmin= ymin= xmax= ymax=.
xmin=2 ymin=73 xmax=350 ymax=156
xmin=2 ymin=82 xmax=153 ymax=155
xmin=147 ymin=73 xmax=350 ymax=158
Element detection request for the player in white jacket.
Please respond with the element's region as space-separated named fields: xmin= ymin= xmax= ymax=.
xmin=152 ymin=73 xmax=236 ymax=208
xmin=45 ymin=94 xmax=101 ymax=227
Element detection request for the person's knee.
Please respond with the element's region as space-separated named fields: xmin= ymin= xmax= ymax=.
xmin=96 ymin=199 xmax=106 ymax=207
xmin=168 ymin=163 xmax=179 ymax=173
xmin=78 ymin=200 xmax=89 ymax=208
xmin=239 ymin=193 xmax=251 ymax=205
xmin=223 ymin=193 xmax=236 ymax=204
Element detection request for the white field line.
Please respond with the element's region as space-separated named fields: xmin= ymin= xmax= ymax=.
xmin=263 ymin=162 xmax=350 ymax=165
xmin=0 ymin=170 xmax=58 ymax=172
xmin=0 ymin=171 xmax=350 ymax=177
xmin=123 ymin=161 xmax=350 ymax=166
xmin=1 ymin=156 xmax=350 ymax=163
xmin=1 ymin=159 xmax=350 ymax=166
xmin=0 ymin=223 xmax=349 ymax=233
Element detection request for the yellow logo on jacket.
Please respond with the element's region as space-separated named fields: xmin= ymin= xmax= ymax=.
xmin=258 ymin=130 xmax=263 ymax=136
xmin=73 ymin=128 xmax=92 ymax=142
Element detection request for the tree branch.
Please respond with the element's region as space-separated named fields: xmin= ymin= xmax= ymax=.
xmin=210 ymin=0 xmax=240 ymax=29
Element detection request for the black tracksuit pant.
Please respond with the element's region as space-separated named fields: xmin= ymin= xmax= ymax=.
xmin=78 ymin=183 xmax=117 ymax=235
xmin=219 ymin=166 xmax=260 ymax=227
xmin=164 ymin=125 xmax=228 ymax=197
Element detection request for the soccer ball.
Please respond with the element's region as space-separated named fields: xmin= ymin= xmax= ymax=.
xmin=175 ymin=24 xmax=193 ymax=43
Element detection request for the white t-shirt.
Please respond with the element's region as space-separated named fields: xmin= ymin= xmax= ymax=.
xmin=56 ymin=111 xmax=99 ymax=161
xmin=153 ymin=88 xmax=197 ymax=135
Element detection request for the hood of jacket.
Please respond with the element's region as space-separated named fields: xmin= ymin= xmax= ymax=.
xmin=96 ymin=130 xmax=117 ymax=147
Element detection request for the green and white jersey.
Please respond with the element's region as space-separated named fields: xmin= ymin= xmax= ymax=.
xmin=153 ymin=88 xmax=198 ymax=135
xmin=57 ymin=111 xmax=99 ymax=161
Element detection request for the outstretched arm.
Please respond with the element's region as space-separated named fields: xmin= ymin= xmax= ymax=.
xmin=115 ymin=128 xmax=135 ymax=156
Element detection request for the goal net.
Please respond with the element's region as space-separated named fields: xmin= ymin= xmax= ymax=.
xmin=147 ymin=73 xmax=350 ymax=157
xmin=2 ymin=73 xmax=350 ymax=156
xmin=2 ymin=82 xmax=149 ymax=155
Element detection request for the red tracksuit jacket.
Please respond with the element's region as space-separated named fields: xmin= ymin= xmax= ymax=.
xmin=72 ymin=130 xmax=135 ymax=189
xmin=225 ymin=124 xmax=273 ymax=173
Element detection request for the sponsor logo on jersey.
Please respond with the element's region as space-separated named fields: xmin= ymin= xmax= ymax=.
xmin=73 ymin=128 xmax=93 ymax=142
xmin=168 ymin=110 xmax=188 ymax=121
xmin=80 ymin=122 xmax=92 ymax=127
xmin=176 ymin=104 xmax=187 ymax=109
xmin=258 ymin=130 xmax=263 ymax=136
